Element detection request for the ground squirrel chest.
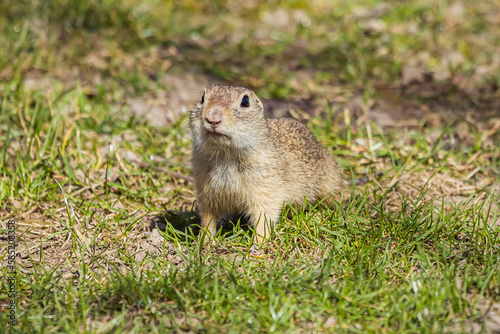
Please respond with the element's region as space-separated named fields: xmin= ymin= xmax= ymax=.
xmin=190 ymin=84 xmax=344 ymax=243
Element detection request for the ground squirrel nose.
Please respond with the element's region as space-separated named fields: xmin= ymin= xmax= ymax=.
xmin=205 ymin=109 xmax=223 ymax=128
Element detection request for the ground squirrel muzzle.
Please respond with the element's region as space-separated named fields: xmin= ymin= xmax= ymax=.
xmin=190 ymin=84 xmax=344 ymax=243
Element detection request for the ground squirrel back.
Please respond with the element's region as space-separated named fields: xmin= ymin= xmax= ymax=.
xmin=190 ymin=84 xmax=344 ymax=243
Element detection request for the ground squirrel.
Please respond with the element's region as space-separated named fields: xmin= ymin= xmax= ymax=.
xmin=190 ymin=84 xmax=344 ymax=243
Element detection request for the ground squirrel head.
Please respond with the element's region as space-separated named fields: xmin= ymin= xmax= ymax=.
xmin=190 ymin=84 xmax=268 ymax=152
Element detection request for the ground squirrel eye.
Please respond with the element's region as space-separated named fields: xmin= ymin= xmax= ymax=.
xmin=201 ymin=94 xmax=205 ymax=104
xmin=241 ymin=95 xmax=249 ymax=107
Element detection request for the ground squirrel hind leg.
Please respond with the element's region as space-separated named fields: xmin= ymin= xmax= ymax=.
xmin=318 ymin=184 xmax=344 ymax=209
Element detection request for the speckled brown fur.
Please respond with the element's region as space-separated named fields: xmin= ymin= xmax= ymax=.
xmin=190 ymin=84 xmax=344 ymax=243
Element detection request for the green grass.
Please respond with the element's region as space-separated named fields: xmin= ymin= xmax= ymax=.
xmin=1 ymin=0 xmax=500 ymax=333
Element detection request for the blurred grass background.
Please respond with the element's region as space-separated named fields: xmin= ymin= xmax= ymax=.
xmin=1 ymin=0 xmax=499 ymax=100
